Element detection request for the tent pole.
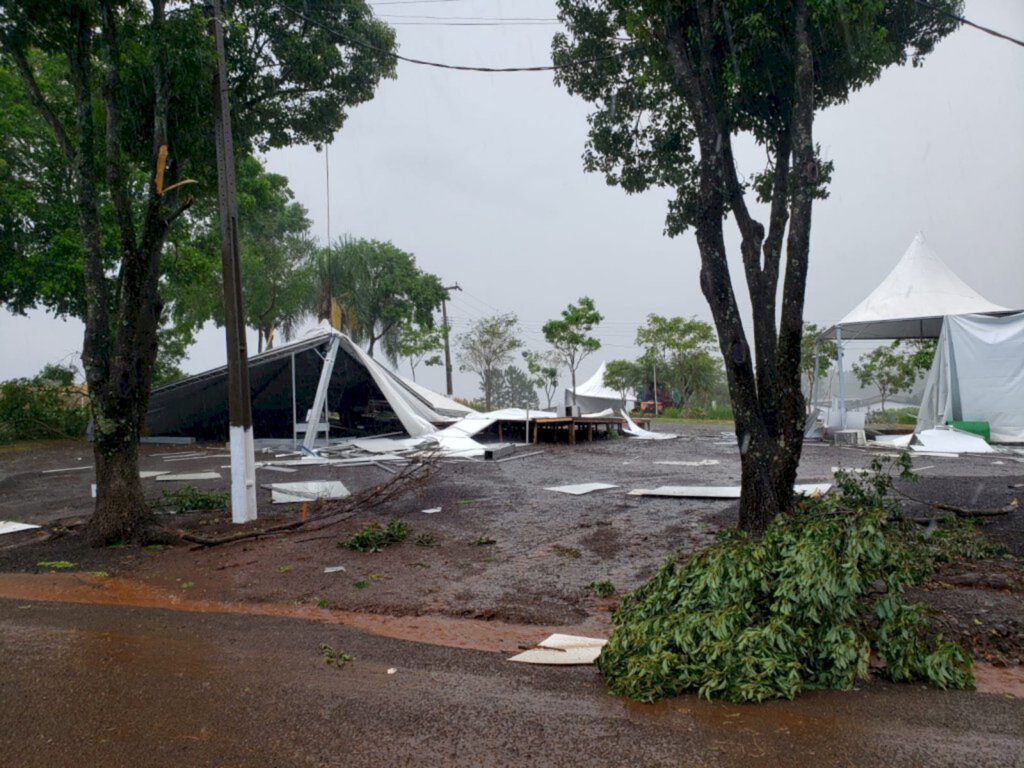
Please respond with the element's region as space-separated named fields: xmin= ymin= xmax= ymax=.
xmin=836 ymin=325 xmax=846 ymax=430
xmin=809 ymin=338 xmax=821 ymax=416
xmin=303 ymin=335 xmax=340 ymax=452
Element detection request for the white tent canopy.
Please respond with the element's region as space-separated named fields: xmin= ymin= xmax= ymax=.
xmin=814 ymin=234 xmax=1020 ymax=432
xmin=917 ymin=313 xmax=1024 ymax=443
xmin=565 ymin=362 xmax=636 ymax=413
xmin=821 ymin=233 xmax=1012 ymax=341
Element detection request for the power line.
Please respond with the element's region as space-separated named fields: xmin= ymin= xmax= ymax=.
xmin=914 ymin=0 xmax=1024 ymax=48
xmin=384 ymin=21 xmax=559 ymax=27
xmin=278 ymin=2 xmax=622 ymax=73
xmin=375 ymin=14 xmax=558 ymax=22
xmin=370 ymin=0 xmax=467 ymax=5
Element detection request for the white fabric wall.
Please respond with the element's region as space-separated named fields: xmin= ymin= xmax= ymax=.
xmin=917 ymin=313 xmax=1024 ymax=443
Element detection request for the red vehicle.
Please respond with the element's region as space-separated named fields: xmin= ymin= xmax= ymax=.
xmin=639 ymin=400 xmax=669 ymax=415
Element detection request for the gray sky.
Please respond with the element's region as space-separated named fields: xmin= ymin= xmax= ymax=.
xmin=2 ymin=0 xmax=1022 ymax=402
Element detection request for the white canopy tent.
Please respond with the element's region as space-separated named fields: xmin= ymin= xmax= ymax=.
xmin=565 ymin=362 xmax=636 ymax=414
xmin=817 ymin=234 xmax=1017 ymax=429
xmin=917 ymin=313 xmax=1024 ymax=443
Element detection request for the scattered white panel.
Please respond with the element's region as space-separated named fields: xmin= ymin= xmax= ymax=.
xmin=0 ymin=521 xmax=41 ymax=536
xmin=258 ymin=465 xmax=298 ymax=473
xmin=508 ymin=634 xmax=608 ymax=666
xmin=619 ymin=409 xmax=678 ymax=440
xmin=913 ymin=427 xmax=994 ymax=454
xmin=351 ymin=437 xmax=427 ymax=453
xmin=581 ymin=408 xmax=614 ymax=418
xmin=653 ymin=460 xmax=720 ymax=467
xmin=627 ymin=483 xmax=831 ymax=499
xmin=271 ymin=481 xmax=349 ymax=504
xmin=544 ymin=483 xmax=620 ymax=495
xmin=628 ymin=485 xmax=740 ymax=499
xmin=245 ymin=456 xmax=407 ymax=469
xmin=874 ymin=434 xmax=913 ymax=448
xmin=40 ymin=465 xmax=93 ymax=474
xmin=155 ymin=471 xmax=222 ymax=482
xmin=421 ymin=507 xmax=442 ymax=514
xmin=425 ymin=433 xmax=487 ymax=458
xmin=139 ymin=470 xmax=170 ymax=478
xmin=323 ymin=565 xmax=346 ymax=574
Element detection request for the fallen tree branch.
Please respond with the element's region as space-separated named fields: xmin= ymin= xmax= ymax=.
xmin=894 ymin=485 xmax=1019 ymax=518
xmin=181 ymin=519 xmax=306 ymax=548
xmin=179 ymin=454 xmax=439 ymax=548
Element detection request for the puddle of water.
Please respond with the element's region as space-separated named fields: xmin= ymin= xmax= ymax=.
xmin=0 ymin=573 xmax=606 ymax=654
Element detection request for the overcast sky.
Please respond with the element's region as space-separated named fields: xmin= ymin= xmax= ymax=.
xmin=2 ymin=0 xmax=1022 ymax=402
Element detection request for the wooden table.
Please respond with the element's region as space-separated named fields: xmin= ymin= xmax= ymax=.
xmin=531 ymin=416 xmax=631 ymax=446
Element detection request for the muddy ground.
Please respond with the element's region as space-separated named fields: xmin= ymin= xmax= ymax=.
xmin=1 ymin=425 xmax=1023 ymax=765
xmin=1 ymin=426 xmax=1022 ymax=653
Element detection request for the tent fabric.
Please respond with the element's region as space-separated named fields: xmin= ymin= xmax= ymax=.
xmin=916 ymin=313 xmax=1024 ymax=443
xmin=381 ymin=369 xmax=474 ymax=418
xmin=336 ymin=336 xmax=441 ymax=437
xmin=821 ymin=234 xmax=1012 ymax=340
xmin=146 ymin=329 xmax=451 ymax=441
xmin=565 ymin=362 xmax=636 ymax=413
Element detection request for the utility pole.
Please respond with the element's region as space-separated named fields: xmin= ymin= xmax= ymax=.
xmin=208 ymin=0 xmax=256 ymax=523
xmin=441 ymin=283 xmax=461 ymax=396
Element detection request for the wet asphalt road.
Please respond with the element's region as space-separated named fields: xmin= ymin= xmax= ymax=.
xmin=2 ymin=598 xmax=1022 ymax=768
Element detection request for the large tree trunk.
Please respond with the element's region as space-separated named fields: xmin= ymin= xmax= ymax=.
xmin=68 ymin=0 xmax=178 ymax=545
xmin=664 ymin=1 xmax=815 ymax=536
xmin=91 ymin=414 xmax=150 ymax=543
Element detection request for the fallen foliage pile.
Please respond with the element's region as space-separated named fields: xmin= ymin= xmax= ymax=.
xmin=598 ymin=457 xmax=985 ymax=703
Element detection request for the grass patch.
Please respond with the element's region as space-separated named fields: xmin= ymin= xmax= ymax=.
xmin=588 ymin=580 xmax=616 ymax=598
xmin=320 ymin=644 xmax=353 ymax=666
xmin=277 ymin=564 xmax=294 ymax=574
xmin=154 ymin=486 xmax=229 ymax=513
xmin=470 ymin=536 xmax=496 ymax=547
xmin=341 ymin=520 xmax=410 ymax=552
xmin=36 ymin=560 xmax=74 ymax=570
xmin=415 ymin=533 xmax=436 ymax=547
xmin=552 ymin=545 xmax=581 ymax=559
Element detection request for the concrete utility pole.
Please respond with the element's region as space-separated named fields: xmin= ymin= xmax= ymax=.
xmin=208 ymin=0 xmax=257 ymax=523
xmin=441 ymin=283 xmax=461 ymax=396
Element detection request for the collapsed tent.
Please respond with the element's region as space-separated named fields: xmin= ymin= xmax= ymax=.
xmin=146 ymin=328 xmax=469 ymax=443
xmin=566 ymin=362 xmax=635 ymax=413
xmin=916 ymin=313 xmax=1024 ymax=443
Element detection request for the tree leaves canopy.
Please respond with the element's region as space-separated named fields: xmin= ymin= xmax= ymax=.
xmin=0 ymin=0 xmax=397 ymax=320
xmin=458 ymin=313 xmax=523 ymax=410
xmin=543 ymin=296 xmax=603 ymax=402
xmin=552 ymin=0 xmax=961 ymax=235
xmin=315 ymin=237 xmax=446 ymax=364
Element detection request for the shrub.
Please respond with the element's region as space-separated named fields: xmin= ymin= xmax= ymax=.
xmin=597 ymin=456 xmax=975 ymax=703
xmin=588 ymin=580 xmax=616 ymax=597
xmin=341 ymin=520 xmax=410 ymax=552
xmin=0 ymin=364 xmax=89 ymax=443
xmin=155 ymin=486 xmax=229 ymax=513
